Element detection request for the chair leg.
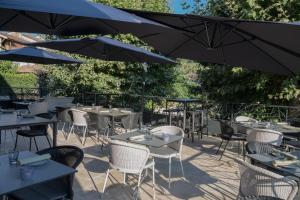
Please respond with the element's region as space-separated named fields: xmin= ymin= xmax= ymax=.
xmin=82 ymin=126 xmax=87 ymax=145
xmin=168 ymin=157 xmax=172 ymax=189
xmin=179 ymin=155 xmax=185 ymax=178
xmin=216 ymin=140 xmax=223 ymax=155
xmin=14 ymin=135 xmax=18 ymax=151
xmin=45 ymin=135 xmax=51 ymax=147
xmin=123 ymin=172 xmax=126 ymax=184
xmin=152 ymin=163 xmax=156 ymax=200
xmin=29 ymin=138 xmax=32 ymax=151
xmin=137 ymin=172 xmax=142 ymax=187
xmin=67 ymin=125 xmax=74 ymax=140
xmin=102 ymin=169 xmax=110 ymax=199
xmin=242 ymin=141 xmax=245 ymax=161
xmin=219 ymin=140 xmax=229 ymax=160
xmin=33 ymin=137 xmax=39 ymax=151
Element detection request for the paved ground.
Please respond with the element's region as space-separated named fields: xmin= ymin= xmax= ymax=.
xmin=1 ymin=126 xmax=242 ymax=200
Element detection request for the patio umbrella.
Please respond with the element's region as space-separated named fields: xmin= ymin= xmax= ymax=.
xmin=125 ymin=10 xmax=300 ymax=76
xmin=28 ymin=37 xmax=175 ymax=64
xmin=0 ymin=0 xmax=172 ymax=37
xmin=0 ymin=47 xmax=82 ymax=64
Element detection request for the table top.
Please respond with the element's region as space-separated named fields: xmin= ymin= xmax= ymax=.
xmin=12 ymin=101 xmax=32 ymax=106
xmin=110 ymin=131 xmax=182 ymax=148
xmin=247 ymin=153 xmax=300 ymax=178
xmin=0 ymin=113 xmax=56 ymax=129
xmin=237 ymin=122 xmax=300 ymax=135
xmin=0 ymin=151 xmax=76 ymax=195
xmin=78 ymin=108 xmax=130 ymax=118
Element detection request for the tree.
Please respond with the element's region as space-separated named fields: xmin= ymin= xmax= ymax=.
xmin=46 ymin=0 xmax=178 ymax=99
xmin=183 ymin=0 xmax=300 ymax=105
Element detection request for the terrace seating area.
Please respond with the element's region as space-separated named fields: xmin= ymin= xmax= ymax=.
xmin=0 ymin=96 xmax=300 ymax=199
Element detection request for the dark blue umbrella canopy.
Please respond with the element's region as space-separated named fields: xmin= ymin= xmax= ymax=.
xmin=0 ymin=0 xmax=172 ymax=36
xmin=0 ymin=47 xmax=82 ymax=64
xmin=127 ymin=10 xmax=300 ymax=76
xmin=29 ymin=37 xmax=175 ymax=64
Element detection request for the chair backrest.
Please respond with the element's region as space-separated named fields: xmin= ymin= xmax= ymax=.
xmin=150 ymin=125 xmax=184 ymax=153
xmin=108 ymin=139 xmax=150 ymax=174
xmin=87 ymin=112 xmax=109 ymax=130
xmin=218 ymin=120 xmax=235 ymax=140
xmin=236 ymin=159 xmax=298 ymax=200
xmin=37 ymin=145 xmax=84 ymax=169
xmin=122 ymin=112 xmax=141 ymax=130
xmin=28 ymin=101 xmax=48 ymax=115
xmin=37 ymin=145 xmax=84 ymax=200
xmin=70 ymin=109 xmax=88 ymax=126
xmin=57 ymin=108 xmax=72 ymax=123
xmin=45 ymin=96 xmax=74 ymax=112
xmin=235 ymin=116 xmax=258 ymax=123
xmin=247 ymin=128 xmax=283 ymax=146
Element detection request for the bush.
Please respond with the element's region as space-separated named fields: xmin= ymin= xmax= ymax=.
xmin=0 ymin=73 xmax=38 ymax=88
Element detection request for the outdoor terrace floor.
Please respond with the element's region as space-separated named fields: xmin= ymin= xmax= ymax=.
xmin=1 ymin=127 xmax=243 ymax=200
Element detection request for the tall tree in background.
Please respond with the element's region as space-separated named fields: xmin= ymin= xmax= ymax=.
xmin=183 ymin=0 xmax=300 ymax=104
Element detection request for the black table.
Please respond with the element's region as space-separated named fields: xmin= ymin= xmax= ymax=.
xmin=236 ymin=122 xmax=300 ymax=140
xmin=0 ymin=151 xmax=76 ymax=195
xmin=247 ymin=154 xmax=300 ymax=179
xmin=0 ymin=112 xmax=58 ymax=146
xmin=166 ymin=98 xmax=202 ymax=132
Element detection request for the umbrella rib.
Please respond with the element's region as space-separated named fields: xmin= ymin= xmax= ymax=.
xmin=18 ymin=11 xmax=52 ymax=29
xmin=209 ymin=23 xmax=218 ymax=48
xmin=218 ymin=23 xmax=227 ymax=65
xmin=213 ymin=22 xmax=242 ymax=48
xmin=166 ymin=31 xmax=208 ymax=56
xmin=0 ymin=13 xmax=19 ymax=29
xmin=232 ymin=30 xmax=295 ymax=75
xmin=53 ymin=16 xmax=75 ymax=31
xmin=226 ymin=23 xmax=300 ymax=59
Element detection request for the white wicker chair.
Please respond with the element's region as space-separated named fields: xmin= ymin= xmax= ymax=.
xmin=236 ymin=159 xmax=298 ymax=200
xmin=68 ymin=109 xmax=95 ymax=145
xmin=149 ymin=125 xmax=184 ymax=189
xmin=247 ymin=128 xmax=283 ymax=147
xmin=103 ymin=139 xmax=155 ymax=199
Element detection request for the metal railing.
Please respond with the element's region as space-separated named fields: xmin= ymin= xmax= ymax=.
xmin=1 ymin=87 xmax=300 ymax=124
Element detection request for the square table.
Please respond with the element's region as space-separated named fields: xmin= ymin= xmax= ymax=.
xmin=0 ymin=151 xmax=76 ymax=195
xmin=77 ymin=108 xmax=130 ymax=135
xmin=0 ymin=113 xmax=58 ymax=146
xmin=236 ymin=122 xmax=300 ymax=140
xmin=110 ymin=131 xmax=183 ymax=148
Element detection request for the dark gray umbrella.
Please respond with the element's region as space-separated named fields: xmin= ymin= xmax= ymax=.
xmin=126 ymin=10 xmax=300 ymax=75
xmin=28 ymin=37 xmax=175 ymax=64
xmin=0 ymin=0 xmax=172 ymax=37
xmin=0 ymin=47 xmax=82 ymax=64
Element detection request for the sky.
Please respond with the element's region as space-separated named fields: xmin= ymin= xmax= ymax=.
xmin=169 ymin=0 xmax=206 ymax=14
xmin=169 ymin=0 xmax=194 ymax=14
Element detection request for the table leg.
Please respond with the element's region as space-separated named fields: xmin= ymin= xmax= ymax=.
xmin=111 ymin=116 xmax=115 ymax=135
xmin=183 ymin=109 xmax=186 ymax=132
xmin=52 ymin=122 xmax=57 ymax=146
xmin=169 ymin=112 xmax=172 ymax=126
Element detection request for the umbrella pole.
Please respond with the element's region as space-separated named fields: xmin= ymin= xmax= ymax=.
xmin=140 ymin=63 xmax=148 ymax=127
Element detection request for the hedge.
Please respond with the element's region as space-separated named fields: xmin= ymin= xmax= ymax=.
xmin=0 ymin=73 xmax=38 ymax=89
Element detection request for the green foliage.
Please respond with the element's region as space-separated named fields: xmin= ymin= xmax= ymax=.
xmin=0 ymin=61 xmax=17 ymax=73
xmin=184 ymin=0 xmax=300 ymax=105
xmin=45 ymin=0 xmax=180 ymax=99
xmin=0 ymin=72 xmax=37 ymax=88
xmin=0 ymin=61 xmax=37 ymax=89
